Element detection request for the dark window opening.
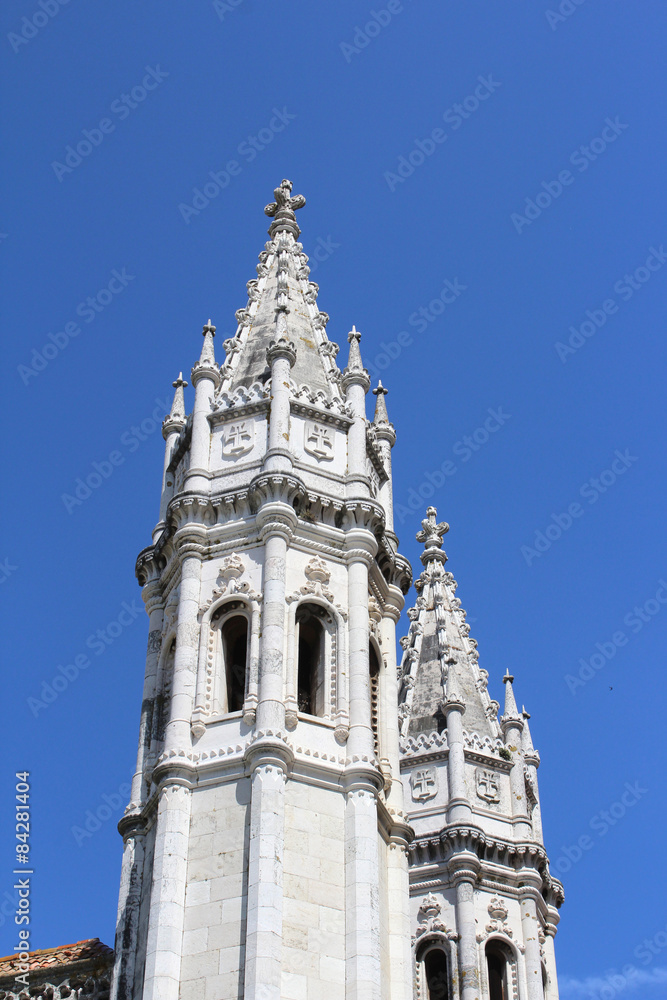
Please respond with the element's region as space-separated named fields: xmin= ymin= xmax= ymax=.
xmin=369 ymin=644 xmax=381 ymax=755
xmin=423 ymin=948 xmax=450 ymax=1000
xmin=220 ymin=615 xmax=248 ymax=713
xmin=486 ymin=942 xmax=509 ymax=1000
xmin=296 ymin=606 xmax=326 ymax=716
xmin=434 ymin=708 xmax=447 ymax=734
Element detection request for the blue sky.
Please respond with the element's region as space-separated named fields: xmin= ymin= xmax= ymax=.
xmin=2 ymin=1 xmax=666 ymax=994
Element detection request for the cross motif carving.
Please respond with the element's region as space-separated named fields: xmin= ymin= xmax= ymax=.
xmin=304 ymin=420 xmax=333 ymax=461
xmin=222 ymin=421 xmax=253 ymax=457
xmin=476 ymin=768 xmax=500 ymax=804
xmin=411 ymin=767 xmax=437 ymax=801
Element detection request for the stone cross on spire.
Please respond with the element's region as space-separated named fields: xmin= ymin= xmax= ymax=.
xmin=264 ymin=178 xmax=306 ymax=238
xmin=416 ymin=506 xmax=449 ymax=567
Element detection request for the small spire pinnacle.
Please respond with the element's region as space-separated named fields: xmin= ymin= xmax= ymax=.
xmin=200 ymin=319 xmax=216 ymax=364
xmin=372 ymin=380 xmax=390 ymax=424
xmin=443 ymin=665 xmax=465 ymax=712
xmin=347 ymin=326 xmax=363 ymax=370
xmin=503 ymin=669 xmax=520 ymax=718
xmin=416 ymin=507 xmax=449 ymax=567
xmin=264 ymin=178 xmax=306 ymax=239
xmin=163 ymin=372 xmax=188 ymax=437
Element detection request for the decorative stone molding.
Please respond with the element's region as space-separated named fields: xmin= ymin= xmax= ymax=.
xmin=221 ymin=419 xmax=254 ymax=457
xmin=304 ymin=419 xmax=334 ymax=461
xmin=199 ymin=554 xmax=259 ymax=613
xmin=414 ymin=894 xmax=458 ymax=944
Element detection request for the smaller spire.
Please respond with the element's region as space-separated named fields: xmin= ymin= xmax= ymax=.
xmin=522 ymin=706 xmax=540 ymax=764
xmin=162 ymin=372 xmax=188 ymax=438
xmin=347 ymin=325 xmax=363 ymax=370
xmin=372 ymin=381 xmax=389 ymax=424
xmin=200 ymin=319 xmax=216 ymax=364
xmin=503 ymin=669 xmax=521 ymax=720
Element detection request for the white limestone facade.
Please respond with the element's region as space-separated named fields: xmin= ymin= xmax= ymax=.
xmin=110 ymin=180 xmax=562 ymax=1000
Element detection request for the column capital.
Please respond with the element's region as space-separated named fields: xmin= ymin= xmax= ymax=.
xmin=266 ymin=338 xmax=297 ymax=368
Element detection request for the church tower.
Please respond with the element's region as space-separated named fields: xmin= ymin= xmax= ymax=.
xmin=398 ymin=510 xmax=563 ymax=999
xmin=111 ymin=180 xmax=414 ymax=1000
xmin=111 ymin=180 xmax=562 ymax=1000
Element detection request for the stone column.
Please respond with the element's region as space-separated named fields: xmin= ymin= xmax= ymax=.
xmin=165 ymin=537 xmax=205 ymax=750
xmin=543 ymin=908 xmax=560 ymax=999
xmin=443 ymin=673 xmax=472 ymax=824
xmin=452 ymin=866 xmax=481 ymax=1000
xmin=131 ymin=578 xmax=164 ymax=805
xmin=186 ymin=322 xmax=220 ymax=494
xmin=244 ymin=750 xmax=290 ymax=1000
xmin=264 ymin=338 xmax=296 ymax=474
xmin=379 ymin=597 xmax=413 ymax=1000
xmin=344 ymin=528 xmax=382 ymax=999
xmin=520 ymin=889 xmax=546 ymax=1000
xmin=154 ymin=374 xmax=187 ymax=542
xmin=141 ymin=781 xmax=192 ymax=1000
xmin=110 ymin=821 xmax=146 ymax=1000
xmin=501 ymin=673 xmax=532 ymax=840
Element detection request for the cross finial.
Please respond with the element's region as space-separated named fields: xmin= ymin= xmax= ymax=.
xmin=348 ymin=325 xmax=361 ymax=343
xmin=203 ymin=319 xmax=216 ymax=336
xmin=264 ymin=178 xmax=306 ymax=238
xmin=503 ymin=668 xmax=515 ymax=685
xmin=416 ymin=506 xmax=449 ymax=549
xmin=172 ymin=372 xmax=188 ymax=389
xmin=372 ymin=380 xmax=388 ymax=397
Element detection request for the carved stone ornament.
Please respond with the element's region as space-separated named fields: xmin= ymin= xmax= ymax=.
xmin=476 ymin=767 xmax=501 ymax=804
xmin=479 ymin=896 xmax=514 ymax=941
xmin=411 ymin=767 xmax=437 ymax=802
xmin=304 ymin=419 xmax=334 ymax=461
xmin=414 ymin=893 xmax=458 ymax=943
xmin=222 ymin=419 xmax=254 ymax=458
xmin=200 ymin=554 xmax=256 ymax=612
xmin=288 ymin=556 xmax=336 ymax=604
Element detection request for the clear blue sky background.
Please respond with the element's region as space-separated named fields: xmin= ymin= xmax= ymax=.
xmin=2 ymin=2 xmax=666 ymax=996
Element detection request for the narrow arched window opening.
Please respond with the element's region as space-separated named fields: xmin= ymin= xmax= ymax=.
xmin=417 ymin=943 xmax=450 ymax=1000
xmin=369 ymin=644 xmax=381 ymax=755
xmin=219 ymin=614 xmax=248 ymax=713
xmin=155 ymin=637 xmax=176 ymax=743
xmin=486 ymin=941 xmax=509 ymax=1000
xmin=296 ymin=605 xmax=327 ymax=716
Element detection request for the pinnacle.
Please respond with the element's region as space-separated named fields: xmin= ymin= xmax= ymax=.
xmin=372 ymin=380 xmax=390 ymax=424
xmin=346 ymin=326 xmax=364 ymax=370
xmin=264 ymin=178 xmax=306 ymax=239
xmin=199 ymin=320 xmax=216 ymax=365
xmin=503 ymin=669 xmax=520 ymax=718
xmin=163 ymin=370 xmax=188 ymax=436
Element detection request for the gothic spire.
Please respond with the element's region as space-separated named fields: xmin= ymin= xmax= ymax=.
xmin=200 ymin=319 xmax=216 ymax=365
xmin=217 ymin=180 xmax=344 ymax=401
xmin=503 ymin=669 xmax=521 ymax=721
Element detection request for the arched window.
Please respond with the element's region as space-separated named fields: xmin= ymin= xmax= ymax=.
xmin=155 ymin=637 xmax=176 ymax=743
xmin=486 ymin=941 xmax=509 ymax=1000
xmin=296 ymin=604 xmax=327 ymax=716
xmin=416 ymin=943 xmax=450 ymax=1000
xmin=211 ymin=607 xmax=249 ymax=713
xmin=369 ymin=643 xmax=381 ymax=755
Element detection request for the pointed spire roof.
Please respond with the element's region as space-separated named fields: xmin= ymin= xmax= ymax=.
xmin=398 ymin=511 xmax=500 ymax=740
xmin=217 ymin=180 xmax=344 ymax=401
xmin=502 ymin=669 xmax=522 ymax=725
xmin=372 ymin=381 xmax=389 ymax=424
xmin=522 ymin=707 xmax=540 ymax=764
xmin=200 ymin=320 xmax=216 ymax=364
xmin=162 ymin=372 xmax=188 ymax=437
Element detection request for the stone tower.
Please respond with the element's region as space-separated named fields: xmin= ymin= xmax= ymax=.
xmin=398 ymin=509 xmax=563 ymax=999
xmin=111 ymin=180 xmax=414 ymax=1000
xmin=111 ymin=180 xmax=562 ymax=1000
